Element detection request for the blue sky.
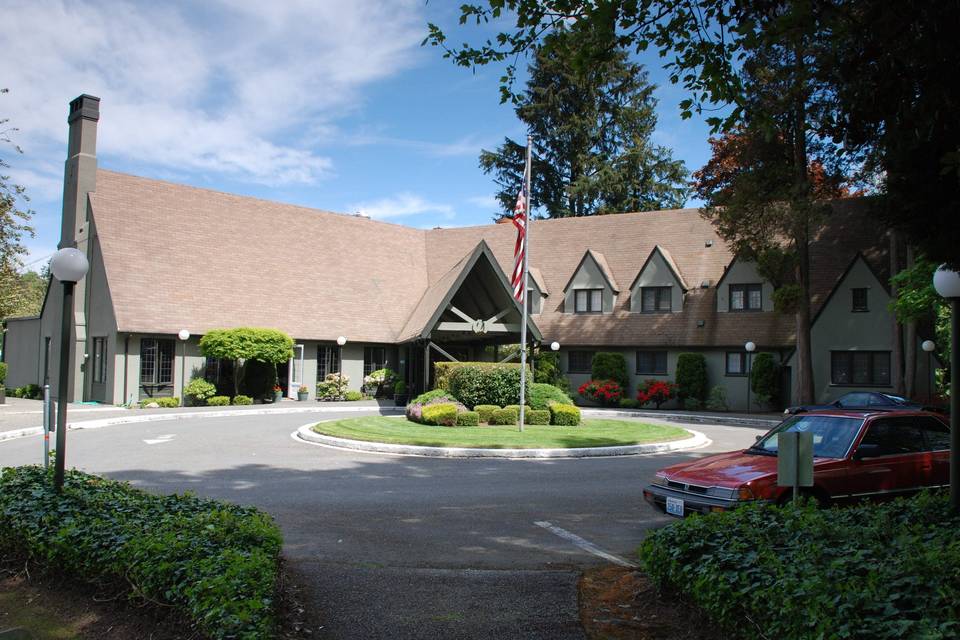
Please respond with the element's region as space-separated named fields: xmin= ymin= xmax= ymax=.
xmin=4 ymin=0 xmax=714 ymax=271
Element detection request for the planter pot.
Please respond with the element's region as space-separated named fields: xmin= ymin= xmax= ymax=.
xmin=394 ymin=394 xmax=408 ymax=407
xmin=273 ymin=391 xmax=284 ymax=403
xmin=297 ymin=392 xmax=308 ymax=401
xmin=0 ymin=387 xmax=5 ymax=404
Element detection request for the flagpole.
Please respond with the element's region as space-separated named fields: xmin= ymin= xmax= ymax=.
xmin=518 ymin=136 xmax=532 ymax=432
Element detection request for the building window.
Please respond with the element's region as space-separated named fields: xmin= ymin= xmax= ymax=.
xmin=726 ymin=352 xmax=747 ymax=376
xmin=140 ymin=338 xmax=174 ymax=386
xmin=568 ymin=350 xmax=594 ymax=374
xmin=851 ymin=288 xmax=868 ymax=312
xmin=364 ymin=347 xmax=387 ymax=376
xmin=640 ymin=286 xmax=671 ymax=312
xmin=527 ymin=294 xmax=538 ymax=315
xmin=636 ymin=351 xmax=667 ymax=375
xmin=729 ymin=284 xmax=762 ymax=311
xmin=318 ymin=345 xmax=341 ymax=378
xmin=574 ymin=288 xmax=603 ymax=313
xmin=831 ymin=351 xmax=891 ymax=386
xmin=92 ymin=337 xmax=106 ymax=383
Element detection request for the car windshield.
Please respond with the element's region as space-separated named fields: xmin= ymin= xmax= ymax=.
xmin=750 ymin=415 xmax=865 ymax=459
xmin=880 ymin=394 xmax=907 ymax=404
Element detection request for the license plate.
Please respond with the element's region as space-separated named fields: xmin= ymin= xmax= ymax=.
xmin=665 ymin=496 xmax=684 ymax=517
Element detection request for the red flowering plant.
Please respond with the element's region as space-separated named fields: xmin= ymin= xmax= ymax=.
xmin=636 ymin=379 xmax=678 ymax=409
xmin=578 ymin=379 xmax=624 ymax=406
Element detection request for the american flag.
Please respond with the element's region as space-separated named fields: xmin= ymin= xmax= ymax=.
xmin=510 ymin=181 xmax=527 ymax=302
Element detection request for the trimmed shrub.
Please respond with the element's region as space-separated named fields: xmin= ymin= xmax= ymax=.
xmin=447 ymin=363 xmax=530 ymax=408
xmin=529 ymin=382 xmax=573 ymax=409
xmin=750 ymin=352 xmax=780 ymax=406
xmin=0 ymin=466 xmax=282 ymax=640
xmin=675 ymin=353 xmax=707 ymax=402
xmin=207 ymin=395 xmax=230 ymax=406
xmin=504 ymin=404 xmax=533 ymax=415
xmin=0 ymin=362 xmax=6 ymax=385
xmin=183 ymin=378 xmax=216 ymax=405
xmin=411 ymin=388 xmax=459 ymax=405
xmin=434 ymin=361 xmax=526 ymax=392
xmin=406 ymin=391 xmax=462 ymax=423
xmin=636 ymin=379 xmax=678 ymax=409
xmin=591 ymin=352 xmax=629 ymax=391
xmin=232 ymin=395 xmax=253 ymax=405
xmin=578 ymin=379 xmax=624 ymax=406
xmin=12 ymin=384 xmax=42 ymax=400
xmin=456 ymin=411 xmax=480 ymax=426
xmin=421 ymin=402 xmax=459 ymax=426
xmin=549 ymin=402 xmax=581 ymax=426
xmin=474 ymin=404 xmax=499 ymax=423
xmin=706 ymin=385 xmax=729 ymax=411
xmin=683 ymin=397 xmax=702 ymax=411
xmin=344 ymin=390 xmax=363 ymax=401
xmin=317 ymin=372 xmax=349 ymax=400
xmin=526 ymin=409 xmax=551 ymax=425
xmin=619 ymin=398 xmax=640 ymax=409
xmin=139 ymin=397 xmax=180 ymax=408
xmin=489 ymin=407 xmax=518 ymax=425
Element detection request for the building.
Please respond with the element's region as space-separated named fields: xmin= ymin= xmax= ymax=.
xmin=1 ymin=95 xmax=936 ymax=409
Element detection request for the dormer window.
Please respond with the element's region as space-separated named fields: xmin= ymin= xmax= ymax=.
xmin=574 ymin=289 xmax=603 ymax=313
xmin=851 ymin=288 xmax=868 ymax=312
xmin=641 ymin=286 xmax=672 ymax=313
xmin=729 ymin=283 xmax=762 ymax=312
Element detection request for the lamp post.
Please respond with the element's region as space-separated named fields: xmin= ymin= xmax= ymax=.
xmin=933 ymin=266 xmax=960 ymax=511
xmin=550 ymin=341 xmax=560 ymax=352
xmin=178 ymin=329 xmax=190 ymax=405
xmin=745 ymin=341 xmax=756 ymax=414
xmin=337 ymin=336 xmax=347 ymax=398
xmin=50 ymin=247 xmax=89 ymax=492
xmin=922 ymin=340 xmax=936 ymax=401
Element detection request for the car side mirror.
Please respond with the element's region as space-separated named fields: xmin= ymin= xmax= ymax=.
xmin=853 ymin=444 xmax=880 ymax=460
xmin=755 ymin=435 xmax=763 ymax=442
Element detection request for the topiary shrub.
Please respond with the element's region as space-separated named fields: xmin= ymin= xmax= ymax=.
xmin=344 ymin=390 xmax=363 ymax=401
xmin=750 ymin=353 xmax=780 ymax=407
xmin=504 ymin=404 xmax=533 ymax=415
xmin=526 ymin=409 xmax=551 ymax=425
xmin=207 ymin=395 xmax=230 ymax=406
xmin=529 ymin=382 xmax=573 ymax=409
xmin=447 ymin=363 xmax=530 ymax=408
xmin=636 ymin=379 xmax=678 ymax=409
xmin=489 ymin=407 xmax=518 ymax=425
xmin=675 ymin=353 xmax=707 ymax=403
xmin=456 ymin=411 xmax=480 ymax=426
xmin=683 ymin=397 xmax=702 ymax=411
xmin=591 ymin=352 xmax=629 ymax=391
xmin=183 ymin=378 xmax=216 ymax=406
xmin=139 ymin=397 xmax=180 ymax=408
xmin=406 ymin=391 xmax=462 ymax=423
xmin=232 ymin=395 xmax=253 ymax=406
xmin=549 ymin=402 xmax=581 ymax=426
xmin=474 ymin=404 xmax=499 ymax=423
xmin=706 ymin=385 xmax=729 ymax=411
xmin=434 ymin=361 xmax=526 ymax=392
xmin=422 ymin=402 xmax=459 ymax=426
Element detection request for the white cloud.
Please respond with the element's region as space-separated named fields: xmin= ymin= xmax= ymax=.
xmin=3 ymin=0 xmax=425 ymax=188
xmin=465 ymin=195 xmax=500 ymax=210
xmin=351 ymin=193 xmax=454 ymax=220
xmin=346 ymin=132 xmax=491 ymax=158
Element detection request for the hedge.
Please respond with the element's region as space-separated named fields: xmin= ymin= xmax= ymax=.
xmin=525 ymin=409 xmax=551 ymax=425
xmin=406 ymin=391 xmax=463 ymax=423
xmin=207 ymin=395 xmax=231 ymax=406
xmin=504 ymin=404 xmax=533 ymax=415
xmin=548 ymin=403 xmax=581 ymax=426
xmin=0 ymin=362 xmax=6 ymax=385
xmin=139 ymin=397 xmax=180 ymax=408
xmin=456 ymin=411 xmax=480 ymax=426
xmin=528 ymin=382 xmax=573 ymax=409
xmin=489 ymin=407 xmax=518 ymax=425
xmin=232 ymin=395 xmax=253 ymax=405
xmin=0 ymin=466 xmax=282 ymax=640
xmin=421 ymin=402 xmax=459 ymax=426
xmin=474 ymin=404 xmax=499 ymax=423
xmin=750 ymin=352 xmax=779 ymax=406
xmin=445 ymin=363 xmax=531 ymax=408
xmin=640 ymin=493 xmax=960 ymax=640
xmin=434 ymin=361 xmax=527 ymax=392
xmin=344 ymin=390 xmax=363 ymax=401
xmin=591 ymin=352 xmax=629 ymax=391
xmin=675 ymin=353 xmax=707 ymax=402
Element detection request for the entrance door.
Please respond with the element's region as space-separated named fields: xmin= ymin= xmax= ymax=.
xmin=288 ymin=344 xmax=304 ymax=398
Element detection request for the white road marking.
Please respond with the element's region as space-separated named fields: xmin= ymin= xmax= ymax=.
xmin=144 ymin=434 xmax=176 ymax=445
xmin=534 ymin=520 xmax=638 ymax=568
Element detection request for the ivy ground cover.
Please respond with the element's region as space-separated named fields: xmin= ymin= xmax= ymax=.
xmin=312 ymin=416 xmax=688 ymax=449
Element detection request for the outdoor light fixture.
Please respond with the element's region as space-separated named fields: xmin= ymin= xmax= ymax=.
xmin=337 ymin=336 xmax=347 ymax=346
xmin=336 ymin=336 xmax=347 ymax=377
xmin=550 ymin=341 xmax=560 ymax=351
xmin=178 ymin=329 xmax=190 ymax=407
xmin=932 ymin=265 xmax=959 ymax=511
xmin=922 ymin=340 xmax=936 ymax=403
xmin=744 ymin=341 xmax=756 ymax=414
xmin=50 ymin=247 xmax=89 ymax=492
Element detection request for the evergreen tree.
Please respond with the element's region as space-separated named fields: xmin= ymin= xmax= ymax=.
xmin=479 ymin=27 xmax=687 ymax=219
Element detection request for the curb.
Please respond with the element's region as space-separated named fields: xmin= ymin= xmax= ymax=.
xmin=580 ymin=408 xmax=779 ymax=429
xmin=0 ymin=405 xmax=404 ymax=443
xmin=295 ymin=422 xmax=710 ymax=459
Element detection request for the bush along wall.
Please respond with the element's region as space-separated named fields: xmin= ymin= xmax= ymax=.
xmin=590 ymin=352 xmax=630 ymax=391
xmin=0 ymin=466 xmax=283 ymax=640
xmin=675 ymin=353 xmax=708 ymax=403
xmin=445 ymin=363 xmax=530 ymax=408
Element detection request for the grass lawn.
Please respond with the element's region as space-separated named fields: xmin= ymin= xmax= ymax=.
xmin=311 ymin=416 xmax=689 ymax=449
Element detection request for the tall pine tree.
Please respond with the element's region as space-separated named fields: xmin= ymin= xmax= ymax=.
xmin=479 ymin=27 xmax=687 ymax=219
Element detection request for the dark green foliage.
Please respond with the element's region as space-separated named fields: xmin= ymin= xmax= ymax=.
xmin=675 ymin=353 xmax=707 ymax=402
xmin=533 ymin=351 xmax=565 ymax=388
xmin=9 ymin=383 xmax=41 ymax=399
xmin=0 ymin=362 xmax=6 ymax=384
xmin=198 ymin=328 xmax=293 ymax=395
xmin=619 ymin=398 xmax=640 ymax=409
xmin=504 ymin=405 xmax=533 ymax=415
xmin=591 ymin=352 xmax=629 ymax=391
xmin=421 ymin=403 xmax=459 ymax=427
xmin=139 ymin=397 xmax=180 ymax=408
xmin=183 ymin=378 xmax=216 ymax=405
xmin=232 ymin=395 xmax=253 ymax=406
xmin=526 ymin=409 xmax=551 ymax=425
xmin=474 ymin=404 xmax=500 ymax=423
xmin=446 ymin=363 xmax=530 ymax=408
xmin=434 ymin=361 xmax=525 ymax=391
xmin=411 ymin=388 xmax=460 ymax=405
xmin=207 ymin=396 xmax=230 ymax=406
xmin=489 ymin=407 xmax=519 ymax=426
xmin=528 ymin=382 xmax=573 ymax=409
xmin=548 ymin=402 xmax=581 ymax=426
xmin=683 ymin=397 xmax=702 ymax=411
xmin=640 ymin=493 xmax=960 ymax=640
xmin=705 ymin=385 xmax=728 ymax=411
xmin=456 ymin=411 xmax=480 ymax=427
xmin=0 ymin=466 xmax=282 ymax=640
xmin=344 ymin=390 xmax=363 ymax=401
xmin=750 ymin=353 xmax=779 ymax=406
xmin=239 ymin=359 xmax=274 ymax=400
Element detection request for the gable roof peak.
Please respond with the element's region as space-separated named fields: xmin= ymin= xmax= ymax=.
xmin=629 ymin=244 xmax=689 ymax=291
xmin=562 ymin=248 xmax=620 ymax=293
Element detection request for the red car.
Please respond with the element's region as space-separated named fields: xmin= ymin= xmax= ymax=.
xmin=643 ymin=410 xmax=951 ymax=517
